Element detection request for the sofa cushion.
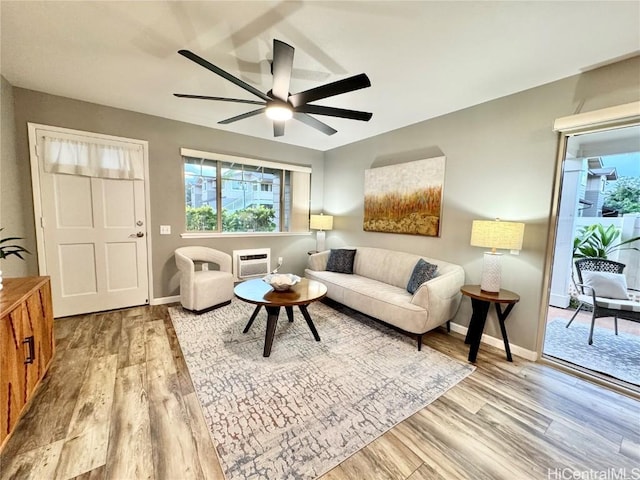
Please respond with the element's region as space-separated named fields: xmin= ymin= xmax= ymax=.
xmin=306 ymin=269 xmax=430 ymax=334
xmin=352 ymin=247 xmax=426 ymax=289
xmin=326 ymin=248 xmax=357 ymax=274
xmin=406 ymin=259 xmax=438 ymax=294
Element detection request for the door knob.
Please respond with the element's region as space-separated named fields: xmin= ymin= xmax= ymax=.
xmin=130 ymin=232 xmax=145 ymax=238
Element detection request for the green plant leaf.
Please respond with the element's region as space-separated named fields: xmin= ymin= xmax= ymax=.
xmin=0 ymin=228 xmax=30 ymax=260
xmin=573 ymin=222 xmax=640 ymax=260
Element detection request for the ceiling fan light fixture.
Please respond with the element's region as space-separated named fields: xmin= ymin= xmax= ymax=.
xmin=175 ymin=40 xmax=372 ymax=136
xmin=265 ymin=104 xmax=293 ymax=121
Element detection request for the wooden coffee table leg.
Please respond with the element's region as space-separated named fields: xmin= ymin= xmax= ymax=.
xmin=263 ymin=306 xmax=281 ymax=357
xmin=285 ymin=306 xmax=294 ymax=322
xmin=243 ymin=305 xmax=262 ymax=333
xmin=299 ymin=304 xmax=320 ymax=341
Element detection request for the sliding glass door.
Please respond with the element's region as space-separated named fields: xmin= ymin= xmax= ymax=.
xmin=542 ymin=122 xmax=640 ymax=391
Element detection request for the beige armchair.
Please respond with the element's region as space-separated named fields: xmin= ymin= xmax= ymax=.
xmin=175 ymin=246 xmax=234 ymax=313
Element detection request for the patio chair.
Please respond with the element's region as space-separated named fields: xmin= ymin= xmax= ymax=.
xmin=566 ymin=257 xmax=640 ymax=344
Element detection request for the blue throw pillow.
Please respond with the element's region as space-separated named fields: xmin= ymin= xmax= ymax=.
xmin=326 ymin=249 xmax=357 ymax=274
xmin=406 ymin=259 xmax=438 ymax=294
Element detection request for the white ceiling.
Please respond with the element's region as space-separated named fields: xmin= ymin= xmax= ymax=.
xmin=1 ymin=1 xmax=639 ymax=152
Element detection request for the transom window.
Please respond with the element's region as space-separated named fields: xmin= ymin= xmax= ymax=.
xmin=182 ymin=148 xmax=311 ymax=234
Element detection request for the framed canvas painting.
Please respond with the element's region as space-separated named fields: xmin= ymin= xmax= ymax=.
xmin=363 ymin=156 xmax=445 ymax=237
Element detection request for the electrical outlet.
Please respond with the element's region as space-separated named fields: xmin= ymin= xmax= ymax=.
xmin=160 ymin=225 xmax=171 ymax=235
xmin=278 ymin=256 xmax=283 ymax=265
xmin=510 ymin=249 xmax=520 ymax=255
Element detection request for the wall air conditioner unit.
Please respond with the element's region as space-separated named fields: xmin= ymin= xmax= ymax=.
xmin=233 ymin=248 xmax=271 ymax=280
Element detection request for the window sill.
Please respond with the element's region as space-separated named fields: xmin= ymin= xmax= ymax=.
xmin=180 ymin=231 xmax=313 ymax=239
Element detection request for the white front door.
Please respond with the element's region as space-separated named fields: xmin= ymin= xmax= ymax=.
xmin=29 ymin=125 xmax=150 ymax=318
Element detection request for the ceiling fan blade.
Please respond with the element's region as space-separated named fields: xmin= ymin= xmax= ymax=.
xmin=271 ymin=40 xmax=294 ymax=102
xmin=293 ymin=112 xmax=337 ymax=136
xmin=174 ymin=94 xmax=265 ymax=105
xmin=273 ymin=120 xmax=285 ymax=137
xmin=289 ymin=73 xmax=371 ymax=108
xmin=295 ymin=104 xmax=372 ymax=121
xmin=218 ymin=107 xmax=266 ymax=125
xmin=178 ymin=49 xmax=271 ymax=102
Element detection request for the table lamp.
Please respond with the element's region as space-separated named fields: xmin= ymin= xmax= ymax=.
xmin=470 ymin=219 xmax=525 ymax=293
xmin=310 ymin=213 xmax=334 ymax=252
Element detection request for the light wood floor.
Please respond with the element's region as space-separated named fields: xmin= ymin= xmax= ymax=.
xmin=1 ymin=304 xmax=639 ymax=480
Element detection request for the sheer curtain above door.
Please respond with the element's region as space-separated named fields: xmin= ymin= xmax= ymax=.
xmin=42 ymin=135 xmax=144 ymax=180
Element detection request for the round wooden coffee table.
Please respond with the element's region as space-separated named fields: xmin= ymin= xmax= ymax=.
xmin=234 ymin=277 xmax=328 ymax=357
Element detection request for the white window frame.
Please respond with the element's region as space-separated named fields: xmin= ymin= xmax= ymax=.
xmin=180 ymin=148 xmax=313 ymax=238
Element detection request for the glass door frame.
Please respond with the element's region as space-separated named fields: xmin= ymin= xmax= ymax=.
xmin=536 ymin=101 xmax=640 ymax=396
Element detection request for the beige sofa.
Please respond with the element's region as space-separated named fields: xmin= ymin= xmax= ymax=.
xmin=305 ymin=247 xmax=465 ymax=349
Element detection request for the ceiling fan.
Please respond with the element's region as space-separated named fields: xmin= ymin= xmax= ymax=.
xmin=174 ymin=39 xmax=372 ymax=137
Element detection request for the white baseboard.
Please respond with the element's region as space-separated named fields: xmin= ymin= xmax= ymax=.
xmin=151 ymin=295 xmax=180 ymax=305
xmin=449 ymin=322 xmax=539 ymax=362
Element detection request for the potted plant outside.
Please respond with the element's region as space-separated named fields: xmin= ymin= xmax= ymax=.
xmin=573 ymin=223 xmax=640 ymax=259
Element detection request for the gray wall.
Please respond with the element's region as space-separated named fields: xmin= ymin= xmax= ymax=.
xmin=1 ymin=75 xmax=30 ymax=277
xmin=9 ymin=89 xmax=325 ymax=298
xmin=322 ymin=56 xmax=640 ymax=352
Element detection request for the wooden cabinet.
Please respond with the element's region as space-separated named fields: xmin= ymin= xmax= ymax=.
xmin=0 ymin=276 xmax=55 ymax=450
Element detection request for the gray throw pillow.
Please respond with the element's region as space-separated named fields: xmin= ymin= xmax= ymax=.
xmin=406 ymin=259 xmax=438 ymax=294
xmin=326 ymin=249 xmax=357 ymax=274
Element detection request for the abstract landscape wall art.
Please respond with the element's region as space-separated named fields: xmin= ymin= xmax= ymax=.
xmin=364 ymin=156 xmax=445 ymax=237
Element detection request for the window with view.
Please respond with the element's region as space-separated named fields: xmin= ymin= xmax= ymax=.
xmin=182 ymin=148 xmax=311 ymax=234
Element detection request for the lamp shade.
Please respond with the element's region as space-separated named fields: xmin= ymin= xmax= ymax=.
xmin=310 ymin=214 xmax=334 ymax=231
xmin=470 ymin=220 xmax=525 ymax=251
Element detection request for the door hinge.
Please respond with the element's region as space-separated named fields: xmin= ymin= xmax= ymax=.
xmin=40 ymin=217 xmax=46 ymax=228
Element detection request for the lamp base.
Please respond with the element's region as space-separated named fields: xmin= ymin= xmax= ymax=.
xmin=316 ymin=230 xmax=326 ymax=252
xmin=480 ymin=252 xmax=502 ymax=293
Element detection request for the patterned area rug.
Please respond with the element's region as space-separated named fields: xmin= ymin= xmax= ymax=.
xmin=544 ymin=318 xmax=640 ymax=386
xmin=169 ymin=299 xmax=475 ymax=480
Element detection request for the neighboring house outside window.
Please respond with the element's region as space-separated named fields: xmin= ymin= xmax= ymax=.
xmin=581 ymin=157 xmax=618 ymax=217
xmin=182 ymin=148 xmax=311 ymax=234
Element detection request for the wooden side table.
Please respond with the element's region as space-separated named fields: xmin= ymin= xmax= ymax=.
xmin=460 ymin=285 xmax=520 ymax=363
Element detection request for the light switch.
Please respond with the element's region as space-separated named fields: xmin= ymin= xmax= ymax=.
xmin=160 ymin=225 xmax=171 ymax=235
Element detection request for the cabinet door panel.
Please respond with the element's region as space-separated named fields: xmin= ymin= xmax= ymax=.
xmin=0 ymin=307 xmax=27 ymax=444
xmin=23 ymin=293 xmax=40 ymax=396
xmin=0 ymin=277 xmax=55 ymax=451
